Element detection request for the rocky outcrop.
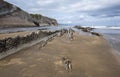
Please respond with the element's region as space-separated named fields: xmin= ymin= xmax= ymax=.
xmin=0 ymin=29 xmax=67 ymax=59
xmin=90 ymin=32 xmax=101 ymax=36
xmin=0 ymin=0 xmax=58 ymax=28
xmin=30 ymin=14 xmax=58 ymax=26
xmin=75 ymin=26 xmax=94 ymax=32
xmin=0 ymin=30 xmax=59 ymax=53
xmin=75 ymin=26 xmax=102 ymax=36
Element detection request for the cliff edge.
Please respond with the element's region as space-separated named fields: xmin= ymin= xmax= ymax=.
xmin=0 ymin=0 xmax=58 ymax=28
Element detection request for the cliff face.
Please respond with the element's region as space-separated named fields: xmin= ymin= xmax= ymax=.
xmin=0 ymin=0 xmax=58 ymax=28
xmin=30 ymin=14 xmax=58 ymax=26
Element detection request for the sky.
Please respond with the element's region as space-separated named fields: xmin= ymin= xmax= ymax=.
xmin=5 ymin=0 xmax=120 ymax=26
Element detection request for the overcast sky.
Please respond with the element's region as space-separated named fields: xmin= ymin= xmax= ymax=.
xmin=5 ymin=0 xmax=120 ymax=26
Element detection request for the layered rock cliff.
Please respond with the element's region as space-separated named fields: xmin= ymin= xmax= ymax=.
xmin=30 ymin=14 xmax=58 ymax=26
xmin=0 ymin=0 xmax=58 ymax=28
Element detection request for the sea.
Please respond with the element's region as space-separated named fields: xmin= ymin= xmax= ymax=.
xmin=92 ymin=26 xmax=120 ymax=53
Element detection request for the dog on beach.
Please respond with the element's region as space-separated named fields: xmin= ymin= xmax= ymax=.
xmin=62 ymin=57 xmax=72 ymax=72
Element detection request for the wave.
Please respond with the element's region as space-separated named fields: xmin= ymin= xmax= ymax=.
xmin=82 ymin=26 xmax=120 ymax=29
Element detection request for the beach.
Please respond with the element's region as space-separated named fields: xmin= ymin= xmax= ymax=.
xmin=0 ymin=32 xmax=120 ymax=77
xmin=1 ymin=0 xmax=120 ymax=77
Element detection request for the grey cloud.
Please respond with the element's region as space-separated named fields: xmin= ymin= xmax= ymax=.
xmin=5 ymin=0 xmax=120 ymax=25
xmin=86 ymin=4 xmax=120 ymax=18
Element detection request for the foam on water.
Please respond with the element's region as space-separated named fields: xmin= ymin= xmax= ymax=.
xmin=83 ymin=26 xmax=120 ymax=29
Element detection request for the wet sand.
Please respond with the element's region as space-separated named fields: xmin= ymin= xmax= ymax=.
xmin=0 ymin=33 xmax=120 ymax=77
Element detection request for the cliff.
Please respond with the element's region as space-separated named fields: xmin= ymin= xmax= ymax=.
xmin=30 ymin=14 xmax=58 ymax=26
xmin=0 ymin=0 xmax=58 ymax=28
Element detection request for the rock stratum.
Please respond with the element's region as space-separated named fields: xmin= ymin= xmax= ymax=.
xmin=0 ymin=0 xmax=58 ymax=28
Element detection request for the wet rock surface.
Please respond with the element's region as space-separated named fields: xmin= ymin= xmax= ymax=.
xmin=0 ymin=30 xmax=60 ymax=53
xmin=75 ymin=26 xmax=102 ymax=36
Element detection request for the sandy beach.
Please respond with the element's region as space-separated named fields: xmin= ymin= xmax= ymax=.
xmin=0 ymin=32 xmax=120 ymax=77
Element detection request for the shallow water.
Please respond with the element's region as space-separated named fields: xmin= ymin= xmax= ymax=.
xmin=0 ymin=25 xmax=74 ymax=33
xmin=72 ymin=28 xmax=92 ymax=36
xmin=94 ymin=29 xmax=120 ymax=52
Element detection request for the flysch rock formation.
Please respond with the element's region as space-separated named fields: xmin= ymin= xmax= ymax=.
xmin=0 ymin=0 xmax=58 ymax=28
xmin=30 ymin=14 xmax=58 ymax=26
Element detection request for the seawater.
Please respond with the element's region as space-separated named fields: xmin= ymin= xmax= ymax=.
xmin=0 ymin=25 xmax=73 ymax=33
xmin=94 ymin=29 xmax=120 ymax=52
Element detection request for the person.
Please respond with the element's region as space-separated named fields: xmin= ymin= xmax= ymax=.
xmin=62 ymin=57 xmax=72 ymax=72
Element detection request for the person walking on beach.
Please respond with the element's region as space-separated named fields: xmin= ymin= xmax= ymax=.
xmin=62 ymin=57 xmax=72 ymax=72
